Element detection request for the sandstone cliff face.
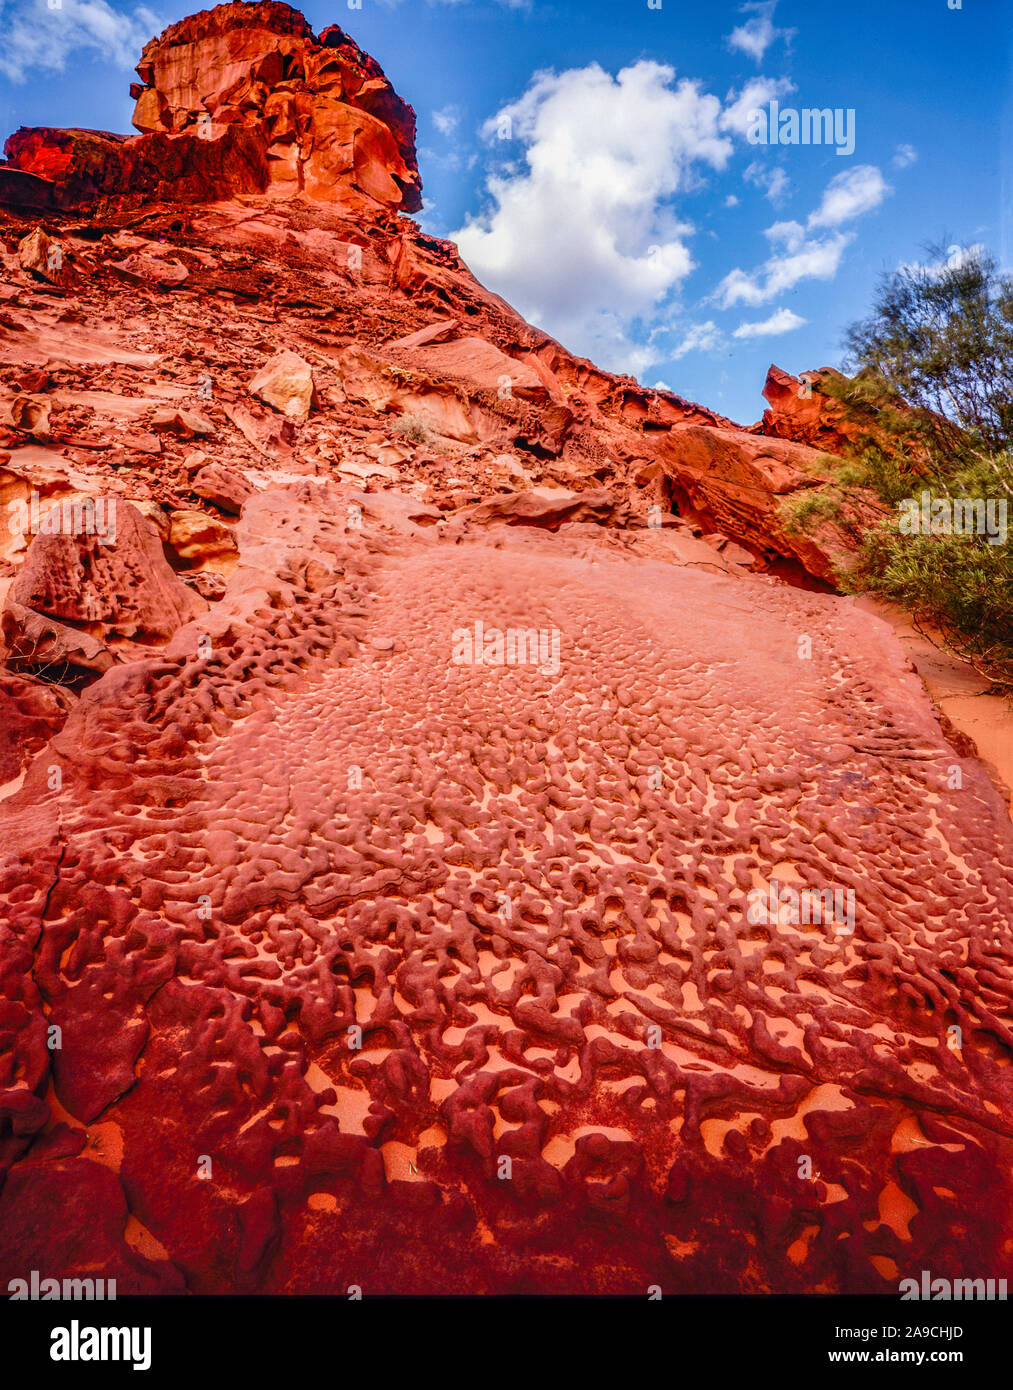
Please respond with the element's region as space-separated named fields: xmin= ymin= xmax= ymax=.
xmin=0 ymin=3 xmax=1010 ymax=1301
xmin=1 ymin=1 xmax=421 ymax=216
xmin=131 ymin=2 xmax=422 ymax=211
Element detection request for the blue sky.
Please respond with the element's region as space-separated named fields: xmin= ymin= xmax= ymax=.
xmin=0 ymin=0 xmax=1007 ymax=422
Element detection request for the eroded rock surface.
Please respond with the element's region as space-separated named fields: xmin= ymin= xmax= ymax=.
xmin=0 ymin=672 xmax=74 ymax=782
xmin=0 ymin=1 xmax=1010 ymax=1300
xmin=2 ymin=490 xmax=1012 ymax=1294
xmin=1 ymin=2 xmax=421 ymax=216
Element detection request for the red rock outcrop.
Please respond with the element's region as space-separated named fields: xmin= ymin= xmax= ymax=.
xmin=758 ymin=364 xmax=860 ymax=455
xmin=648 ymin=422 xmax=882 ymax=583
xmin=0 ymin=2 xmax=1010 ymax=1303
xmin=0 ymin=672 xmax=74 ymax=781
xmin=758 ymin=363 xmax=954 ymax=469
xmin=132 ymin=2 xmax=421 ymax=212
xmin=1 ymin=2 xmax=421 ymax=216
xmin=2 ymin=499 xmax=209 ymax=682
xmin=1 ymin=123 xmax=269 ymax=214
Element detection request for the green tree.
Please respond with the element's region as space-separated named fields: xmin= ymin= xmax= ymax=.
xmin=785 ymin=242 xmax=1013 ymax=689
xmin=844 ymin=242 xmax=1013 ymax=455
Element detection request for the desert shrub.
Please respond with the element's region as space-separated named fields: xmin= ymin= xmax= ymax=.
xmin=779 ymin=483 xmax=855 ymax=535
xmin=835 ymin=448 xmax=1013 ymax=686
xmin=787 ymin=243 xmax=1013 ymax=688
xmin=392 ymin=411 xmax=436 ymax=444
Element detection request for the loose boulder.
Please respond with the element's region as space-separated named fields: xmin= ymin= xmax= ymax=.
xmin=249 ymin=350 xmax=315 ymax=421
xmin=4 ymin=499 xmax=208 ymax=652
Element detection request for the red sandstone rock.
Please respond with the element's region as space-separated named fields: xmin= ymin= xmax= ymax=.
xmin=249 ymin=348 xmax=315 ymax=419
xmin=757 ymin=363 xmax=948 ymax=467
xmin=3 ymin=396 xmax=51 ymax=438
xmin=0 ymin=672 xmax=75 ymax=780
xmin=17 ymin=227 xmax=71 ymax=286
xmin=128 ymin=1 xmax=421 ymax=213
xmin=168 ymin=508 xmax=238 ymax=568
xmin=5 ymin=500 xmax=208 ymax=650
xmin=3 ymin=485 xmax=1012 ymax=1296
xmin=0 ymin=1 xmax=1008 ymax=1306
xmin=109 ymin=252 xmax=190 ymax=287
xmin=654 ymin=422 xmax=880 ymax=583
xmin=336 ymin=337 xmax=574 ymax=453
xmin=150 ymin=406 xmax=215 ymax=437
xmin=2 ymin=123 xmax=269 ymax=213
xmin=192 ymin=462 xmax=255 ymax=514
xmin=758 ymin=364 xmax=857 ymax=454
xmin=460 ymin=487 xmax=625 ymax=530
xmin=388 ymin=318 xmax=461 ymax=349
xmin=1 ymin=600 xmax=114 ymax=678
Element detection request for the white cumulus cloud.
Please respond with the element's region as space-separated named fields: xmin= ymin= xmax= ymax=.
xmin=899 ymin=243 xmax=987 ymax=278
xmin=715 ymin=233 xmax=852 ymax=307
xmin=719 ymin=75 xmax=795 ymax=136
xmin=726 ymin=1 xmax=795 ymax=63
xmin=732 ymin=307 xmax=806 ymax=338
xmin=452 ymin=61 xmax=741 ymax=372
xmin=714 ymin=165 xmax=889 ymax=307
xmin=432 ymin=105 xmax=461 ymax=137
xmin=807 ymin=165 xmax=890 ymax=229
xmin=744 ymin=159 xmax=790 ymax=203
xmin=671 ymin=321 xmax=723 ymax=358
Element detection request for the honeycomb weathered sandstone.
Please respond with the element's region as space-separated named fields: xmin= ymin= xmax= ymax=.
xmin=0 ymin=2 xmax=1010 ymax=1302
xmin=1 ymin=485 xmax=1011 ymax=1293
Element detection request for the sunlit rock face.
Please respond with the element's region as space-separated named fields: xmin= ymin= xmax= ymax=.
xmin=0 ymin=2 xmax=1011 ymax=1300
xmin=1 ymin=1 xmax=421 ymax=216
xmin=130 ymin=1 xmax=423 ymax=213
